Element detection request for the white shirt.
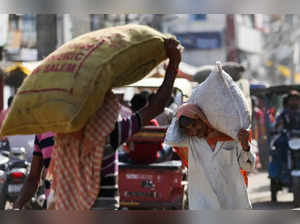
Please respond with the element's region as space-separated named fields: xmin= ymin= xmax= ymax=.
xmin=168 ymin=136 xmax=255 ymax=209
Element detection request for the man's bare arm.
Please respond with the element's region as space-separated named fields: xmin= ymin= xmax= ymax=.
xmin=139 ymin=39 xmax=182 ymax=125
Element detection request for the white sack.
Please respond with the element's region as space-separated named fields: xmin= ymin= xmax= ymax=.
xmin=189 ymin=61 xmax=251 ymax=139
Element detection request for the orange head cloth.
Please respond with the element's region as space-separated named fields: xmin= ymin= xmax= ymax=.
xmin=176 ymin=103 xmax=233 ymax=149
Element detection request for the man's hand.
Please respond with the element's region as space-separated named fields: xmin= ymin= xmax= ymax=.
xmin=238 ymin=129 xmax=250 ymax=151
xmin=165 ymin=39 xmax=182 ymax=67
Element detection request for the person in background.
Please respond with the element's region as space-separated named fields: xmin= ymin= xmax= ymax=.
xmin=275 ymin=91 xmax=300 ymax=132
xmin=13 ymin=132 xmax=55 ymax=209
xmin=152 ymin=93 xmax=178 ymax=126
xmin=119 ymin=92 xmax=174 ymax=164
xmin=116 ymin=93 xmax=132 ymax=119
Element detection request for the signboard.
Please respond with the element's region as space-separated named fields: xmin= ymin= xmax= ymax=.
xmin=175 ymin=32 xmax=222 ymax=50
xmin=189 ymin=14 xmax=207 ymax=21
xmin=236 ymin=25 xmax=262 ymax=53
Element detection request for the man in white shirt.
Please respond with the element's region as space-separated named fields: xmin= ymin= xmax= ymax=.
xmin=167 ymin=103 xmax=256 ymax=209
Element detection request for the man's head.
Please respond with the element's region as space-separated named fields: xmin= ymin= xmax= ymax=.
xmin=179 ymin=115 xmax=208 ymax=138
xmin=176 ymin=103 xmax=210 ymax=138
xmin=286 ymin=91 xmax=300 ymax=112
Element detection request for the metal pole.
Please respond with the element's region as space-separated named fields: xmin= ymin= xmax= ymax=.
xmin=288 ymin=14 xmax=296 ymax=84
xmin=291 ymin=47 xmax=296 ymax=84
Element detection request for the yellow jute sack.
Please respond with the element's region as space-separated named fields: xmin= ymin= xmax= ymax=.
xmin=1 ymin=24 xmax=177 ymax=136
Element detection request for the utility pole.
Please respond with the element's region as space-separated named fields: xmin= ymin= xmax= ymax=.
xmin=286 ymin=14 xmax=300 ymax=84
xmin=36 ymin=14 xmax=57 ymax=60
xmin=225 ymin=15 xmax=239 ymax=62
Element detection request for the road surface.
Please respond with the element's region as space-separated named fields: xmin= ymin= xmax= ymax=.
xmin=248 ymin=171 xmax=296 ymax=210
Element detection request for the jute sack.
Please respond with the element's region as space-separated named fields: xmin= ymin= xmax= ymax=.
xmin=189 ymin=62 xmax=251 ymax=139
xmin=1 ymin=24 xmax=177 ymax=136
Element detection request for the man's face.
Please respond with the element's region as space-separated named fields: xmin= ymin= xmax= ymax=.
xmin=288 ymin=96 xmax=300 ymax=112
xmin=182 ymin=119 xmax=208 ymax=138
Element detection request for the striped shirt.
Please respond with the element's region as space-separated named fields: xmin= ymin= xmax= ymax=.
xmin=92 ymin=113 xmax=142 ymax=210
xmin=38 ymin=114 xmax=141 ymax=209
xmin=33 ymin=132 xmax=55 ymax=199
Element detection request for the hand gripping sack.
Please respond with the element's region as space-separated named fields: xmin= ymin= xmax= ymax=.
xmin=189 ymin=62 xmax=251 ymax=140
xmin=1 ymin=24 xmax=177 ymax=136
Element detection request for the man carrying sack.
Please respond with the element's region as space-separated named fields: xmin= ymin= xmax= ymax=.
xmin=46 ymin=39 xmax=182 ymax=210
xmin=165 ymin=62 xmax=256 ymax=209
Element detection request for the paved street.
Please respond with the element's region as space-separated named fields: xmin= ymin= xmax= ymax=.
xmin=248 ymin=171 xmax=296 ymax=210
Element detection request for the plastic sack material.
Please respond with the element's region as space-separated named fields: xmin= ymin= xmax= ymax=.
xmin=165 ymin=61 xmax=251 ymax=149
xmin=1 ymin=24 xmax=178 ymax=136
xmin=189 ymin=62 xmax=251 ymax=140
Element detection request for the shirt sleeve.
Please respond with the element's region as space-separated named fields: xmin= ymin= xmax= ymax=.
xmin=164 ymin=118 xmax=189 ymax=148
xmin=110 ymin=113 xmax=142 ymax=150
xmin=236 ymin=142 xmax=256 ymax=172
xmin=33 ymin=135 xmax=42 ymax=157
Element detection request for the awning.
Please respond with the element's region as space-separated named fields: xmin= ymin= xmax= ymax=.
xmin=4 ymin=61 xmax=42 ymax=75
xmin=0 ymin=61 xmax=41 ymax=88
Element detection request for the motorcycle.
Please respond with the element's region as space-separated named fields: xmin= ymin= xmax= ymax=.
xmin=270 ymin=129 xmax=300 ymax=206
xmin=0 ymin=147 xmax=30 ymax=209
xmin=251 ymin=84 xmax=300 ymax=206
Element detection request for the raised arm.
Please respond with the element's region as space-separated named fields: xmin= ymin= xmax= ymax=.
xmin=139 ymin=39 xmax=182 ymax=125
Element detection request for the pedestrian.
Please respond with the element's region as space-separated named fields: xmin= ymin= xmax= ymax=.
xmin=170 ymin=103 xmax=256 ymax=209
xmin=47 ymin=38 xmax=182 ymax=210
xmin=13 ymin=132 xmax=55 ymax=209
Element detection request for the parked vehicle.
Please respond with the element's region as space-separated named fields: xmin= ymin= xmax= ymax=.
xmin=118 ymin=126 xmax=187 ymax=210
xmin=251 ymin=85 xmax=300 ymax=206
xmin=0 ymin=146 xmax=30 ymax=209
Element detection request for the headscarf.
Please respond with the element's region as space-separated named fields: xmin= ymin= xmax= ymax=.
xmin=176 ymin=103 xmax=233 ymax=150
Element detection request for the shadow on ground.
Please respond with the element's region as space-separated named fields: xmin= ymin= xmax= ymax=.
xmin=252 ymin=201 xmax=296 ymax=210
xmin=250 ymin=185 xmax=270 ymax=193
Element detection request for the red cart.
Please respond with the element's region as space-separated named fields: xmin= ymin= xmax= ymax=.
xmin=118 ymin=126 xmax=187 ymax=210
